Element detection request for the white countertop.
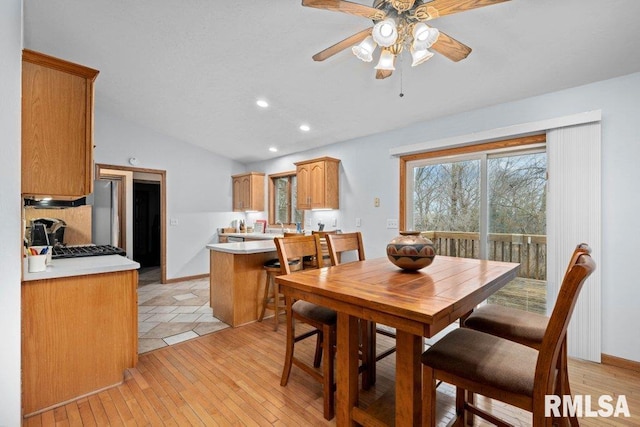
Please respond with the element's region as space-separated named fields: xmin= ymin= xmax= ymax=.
xmin=207 ymin=240 xmax=277 ymax=254
xmin=23 ymin=255 xmax=140 ymax=282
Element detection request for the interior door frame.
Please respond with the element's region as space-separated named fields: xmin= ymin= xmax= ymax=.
xmin=96 ymin=163 xmax=167 ymax=284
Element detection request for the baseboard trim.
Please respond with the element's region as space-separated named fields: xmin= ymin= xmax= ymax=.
xmin=601 ymin=353 xmax=640 ymax=373
xmin=164 ymin=273 xmax=209 ymax=284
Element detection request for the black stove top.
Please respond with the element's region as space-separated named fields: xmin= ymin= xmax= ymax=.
xmin=51 ymin=244 xmax=126 ymax=259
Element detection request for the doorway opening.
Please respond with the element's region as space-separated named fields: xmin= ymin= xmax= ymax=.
xmin=95 ymin=164 xmax=167 ymax=284
xmin=133 ymin=181 xmax=161 ymax=269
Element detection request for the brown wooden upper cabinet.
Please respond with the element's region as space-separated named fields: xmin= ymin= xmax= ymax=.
xmin=21 ymin=49 xmax=99 ymax=200
xmin=232 ymin=172 xmax=265 ymax=212
xmin=295 ymin=157 xmax=340 ymax=210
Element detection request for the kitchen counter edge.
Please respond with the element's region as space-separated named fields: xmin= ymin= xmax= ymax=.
xmin=23 ymin=255 xmax=141 ymax=282
xmin=207 ymin=240 xmax=277 ymax=255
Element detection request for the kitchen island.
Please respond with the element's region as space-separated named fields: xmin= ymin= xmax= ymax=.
xmin=22 ymin=255 xmax=139 ymax=416
xmin=207 ymin=240 xmax=278 ymax=327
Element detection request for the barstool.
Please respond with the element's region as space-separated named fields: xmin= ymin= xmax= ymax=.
xmin=258 ymin=259 xmax=286 ymax=331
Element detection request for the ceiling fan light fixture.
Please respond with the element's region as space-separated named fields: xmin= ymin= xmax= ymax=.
xmin=374 ymin=49 xmax=396 ymax=71
xmin=372 ymin=19 xmax=398 ymax=47
xmin=352 ymin=36 xmax=377 ymax=62
xmin=410 ymin=47 xmax=434 ymax=67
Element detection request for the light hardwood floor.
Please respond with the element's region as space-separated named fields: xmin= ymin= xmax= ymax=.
xmin=24 ymin=320 xmax=640 ymax=426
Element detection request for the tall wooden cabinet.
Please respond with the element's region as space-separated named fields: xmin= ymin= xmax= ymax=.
xmin=232 ymin=172 xmax=265 ymax=211
xmin=21 ymin=49 xmax=99 ymax=199
xmin=295 ymin=157 xmax=340 ymax=210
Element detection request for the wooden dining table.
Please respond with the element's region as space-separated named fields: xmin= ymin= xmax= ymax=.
xmin=275 ymin=255 xmax=520 ymax=426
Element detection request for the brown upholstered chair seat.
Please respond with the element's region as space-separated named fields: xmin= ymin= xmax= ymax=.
xmin=464 ymin=304 xmax=547 ymax=349
xmin=292 ymin=301 xmax=337 ymax=324
xmin=421 ymin=250 xmax=595 ymax=427
xmin=422 ymin=328 xmax=538 ymax=397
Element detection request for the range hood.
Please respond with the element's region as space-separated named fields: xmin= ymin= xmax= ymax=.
xmin=24 ymin=197 xmax=86 ymax=208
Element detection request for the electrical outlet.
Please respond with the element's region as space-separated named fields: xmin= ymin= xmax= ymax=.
xmin=386 ymin=218 xmax=398 ymax=229
xmin=332 ymin=217 xmax=337 ymax=227
xmin=170 ymin=218 xmax=178 ymax=226
xmin=374 ymin=197 xmax=380 ymax=207
xmin=355 ymin=218 xmax=361 ymax=227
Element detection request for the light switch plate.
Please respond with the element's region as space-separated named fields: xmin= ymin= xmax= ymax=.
xmin=170 ymin=218 xmax=178 ymax=226
xmin=355 ymin=218 xmax=361 ymax=227
xmin=386 ymin=218 xmax=398 ymax=229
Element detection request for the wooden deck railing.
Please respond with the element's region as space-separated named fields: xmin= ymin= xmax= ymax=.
xmin=421 ymin=231 xmax=547 ymax=280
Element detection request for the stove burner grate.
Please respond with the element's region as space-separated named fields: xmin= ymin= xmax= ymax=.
xmin=51 ymin=244 xmax=126 ymax=259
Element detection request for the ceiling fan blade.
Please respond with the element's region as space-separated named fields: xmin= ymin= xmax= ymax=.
xmin=431 ymin=31 xmax=472 ymax=62
xmin=414 ymin=0 xmax=510 ymax=21
xmin=312 ymin=27 xmax=372 ymax=62
xmin=302 ymin=0 xmax=387 ymax=20
xmin=376 ymin=69 xmax=392 ymax=79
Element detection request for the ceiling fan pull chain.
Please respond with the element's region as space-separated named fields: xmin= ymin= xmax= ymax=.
xmin=399 ymin=53 xmax=404 ymax=98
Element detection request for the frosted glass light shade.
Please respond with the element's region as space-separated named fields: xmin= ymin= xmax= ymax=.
xmin=410 ymin=47 xmax=434 ymax=67
xmin=352 ymin=36 xmax=377 ymax=62
xmin=372 ymin=19 xmax=398 ymax=47
xmin=374 ymin=49 xmax=396 ymax=70
xmin=412 ymin=24 xmax=439 ymax=50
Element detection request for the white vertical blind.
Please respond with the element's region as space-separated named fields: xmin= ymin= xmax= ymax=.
xmin=547 ymin=122 xmax=602 ymax=362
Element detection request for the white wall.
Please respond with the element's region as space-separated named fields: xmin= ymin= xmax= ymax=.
xmin=94 ymin=109 xmax=247 ymax=279
xmin=249 ymin=72 xmax=640 ymax=363
xmin=0 ymin=0 xmax=23 ymax=424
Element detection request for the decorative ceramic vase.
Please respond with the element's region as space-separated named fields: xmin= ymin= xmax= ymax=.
xmin=386 ymin=231 xmax=436 ymax=271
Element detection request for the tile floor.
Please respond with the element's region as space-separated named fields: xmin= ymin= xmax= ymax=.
xmin=137 ymin=267 xmax=229 ymax=354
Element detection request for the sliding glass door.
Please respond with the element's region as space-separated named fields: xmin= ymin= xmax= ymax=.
xmin=408 ymin=144 xmax=547 ymax=313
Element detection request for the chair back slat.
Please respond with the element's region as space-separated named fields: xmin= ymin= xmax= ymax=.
xmin=274 ymin=234 xmax=324 ymax=275
xmin=535 ymin=252 xmax=595 ymax=397
xmin=325 ymin=232 xmax=366 ymax=266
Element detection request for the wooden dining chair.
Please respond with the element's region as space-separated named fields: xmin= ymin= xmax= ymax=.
xmin=421 ymin=251 xmax=595 ymax=427
xmin=325 ymin=232 xmax=396 ymax=390
xmin=462 ymin=243 xmax=590 ymax=427
xmin=275 ymin=234 xmax=338 ymax=420
xmin=311 ymin=230 xmax=337 ymax=267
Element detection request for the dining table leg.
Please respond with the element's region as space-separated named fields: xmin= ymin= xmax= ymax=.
xmin=395 ymin=329 xmax=423 ymax=426
xmin=337 ymin=312 xmax=360 ymax=426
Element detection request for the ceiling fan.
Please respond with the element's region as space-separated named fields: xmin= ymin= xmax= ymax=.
xmin=302 ymin=0 xmax=510 ymax=79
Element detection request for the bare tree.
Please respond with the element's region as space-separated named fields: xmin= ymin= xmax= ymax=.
xmin=413 ymin=152 xmax=545 ymax=235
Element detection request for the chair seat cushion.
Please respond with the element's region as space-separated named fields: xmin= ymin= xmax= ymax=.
xmin=292 ymin=300 xmax=337 ymax=324
xmin=422 ymin=328 xmax=538 ymax=397
xmin=464 ymin=304 xmax=548 ymax=349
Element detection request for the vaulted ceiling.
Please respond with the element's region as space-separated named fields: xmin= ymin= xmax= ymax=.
xmin=23 ymin=0 xmax=640 ymax=163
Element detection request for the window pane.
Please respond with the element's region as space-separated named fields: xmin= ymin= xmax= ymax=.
xmin=487 ymin=151 xmax=547 ymax=314
xmin=413 ymin=159 xmax=480 ymax=258
xmin=274 ymin=177 xmax=289 ymax=224
xmin=290 ymin=176 xmax=303 ymax=224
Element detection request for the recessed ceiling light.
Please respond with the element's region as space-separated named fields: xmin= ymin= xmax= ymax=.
xmin=269 ymin=147 xmax=278 ymax=152
xmin=256 ymin=99 xmax=269 ymax=108
xmin=299 ymin=124 xmax=311 ymax=132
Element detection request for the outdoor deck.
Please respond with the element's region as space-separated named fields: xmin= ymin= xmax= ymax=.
xmin=488 ymin=277 xmax=546 ymax=314
xmin=421 ymin=230 xmax=548 ymax=314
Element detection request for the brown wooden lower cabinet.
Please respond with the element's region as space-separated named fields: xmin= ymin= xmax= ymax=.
xmin=21 ymin=270 xmax=138 ymax=416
